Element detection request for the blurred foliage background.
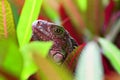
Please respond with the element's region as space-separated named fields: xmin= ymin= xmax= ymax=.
xmin=0 ymin=0 xmax=120 ymax=80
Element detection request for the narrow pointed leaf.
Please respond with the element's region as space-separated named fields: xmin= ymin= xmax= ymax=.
xmin=0 ymin=0 xmax=15 ymax=39
xmin=8 ymin=0 xmax=20 ymax=26
xmin=86 ymin=0 xmax=104 ymax=36
xmin=17 ymin=0 xmax=43 ymax=47
xmin=75 ymin=0 xmax=87 ymax=12
xmin=105 ymin=14 xmax=120 ymax=41
xmin=63 ymin=44 xmax=85 ymax=72
xmin=43 ymin=0 xmax=60 ymax=24
xmin=75 ymin=41 xmax=103 ymax=80
xmin=98 ymin=38 xmax=120 ymax=73
xmin=20 ymin=41 xmax=53 ymax=80
xmin=61 ymin=0 xmax=86 ymax=35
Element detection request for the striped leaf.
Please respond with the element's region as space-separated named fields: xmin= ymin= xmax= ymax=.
xmin=17 ymin=0 xmax=43 ymax=48
xmin=98 ymin=38 xmax=120 ymax=73
xmin=0 ymin=0 xmax=15 ymax=39
xmin=75 ymin=41 xmax=103 ymax=80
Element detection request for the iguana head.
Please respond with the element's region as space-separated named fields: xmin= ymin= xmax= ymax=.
xmin=31 ymin=20 xmax=78 ymax=63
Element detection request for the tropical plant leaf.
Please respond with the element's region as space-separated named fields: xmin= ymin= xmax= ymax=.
xmin=105 ymin=13 xmax=120 ymax=41
xmin=20 ymin=41 xmax=53 ymax=80
xmin=0 ymin=39 xmax=23 ymax=78
xmin=75 ymin=0 xmax=87 ymax=12
xmin=61 ymin=0 xmax=86 ymax=36
xmin=75 ymin=41 xmax=103 ymax=80
xmin=17 ymin=0 xmax=43 ymax=48
xmin=63 ymin=43 xmax=85 ymax=72
xmin=104 ymin=71 xmax=120 ymax=80
xmin=98 ymin=38 xmax=120 ymax=73
xmin=86 ymin=0 xmax=104 ymax=36
xmin=42 ymin=0 xmax=60 ymax=24
xmin=0 ymin=75 xmax=6 ymax=80
xmin=33 ymin=53 xmax=73 ymax=80
xmin=8 ymin=0 xmax=20 ymax=26
xmin=0 ymin=67 xmax=18 ymax=80
xmin=0 ymin=0 xmax=16 ymax=39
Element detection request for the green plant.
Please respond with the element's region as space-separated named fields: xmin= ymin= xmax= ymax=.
xmin=0 ymin=0 xmax=120 ymax=80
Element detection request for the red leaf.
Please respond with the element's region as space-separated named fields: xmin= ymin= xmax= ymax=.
xmin=59 ymin=5 xmax=83 ymax=45
xmin=63 ymin=43 xmax=86 ymax=72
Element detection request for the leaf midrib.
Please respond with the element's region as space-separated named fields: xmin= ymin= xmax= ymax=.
xmin=22 ymin=0 xmax=36 ymax=46
xmin=1 ymin=0 xmax=8 ymax=38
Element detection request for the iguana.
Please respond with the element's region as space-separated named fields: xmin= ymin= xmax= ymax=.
xmin=31 ymin=20 xmax=78 ymax=63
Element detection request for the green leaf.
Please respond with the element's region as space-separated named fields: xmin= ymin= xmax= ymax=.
xmin=43 ymin=0 xmax=60 ymax=24
xmin=75 ymin=41 xmax=103 ymax=80
xmin=0 ymin=0 xmax=16 ymax=39
xmin=0 ymin=39 xmax=23 ymax=78
xmin=98 ymin=38 xmax=120 ymax=73
xmin=17 ymin=0 xmax=43 ymax=48
xmin=20 ymin=41 xmax=53 ymax=80
xmin=0 ymin=76 xmax=6 ymax=80
xmin=76 ymin=0 xmax=87 ymax=12
xmin=8 ymin=0 xmax=19 ymax=26
xmin=33 ymin=53 xmax=73 ymax=80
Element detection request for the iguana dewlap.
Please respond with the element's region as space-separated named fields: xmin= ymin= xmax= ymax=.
xmin=31 ymin=20 xmax=78 ymax=63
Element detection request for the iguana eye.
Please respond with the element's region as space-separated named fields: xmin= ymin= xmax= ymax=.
xmin=54 ymin=27 xmax=64 ymax=35
xmin=51 ymin=25 xmax=65 ymax=35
